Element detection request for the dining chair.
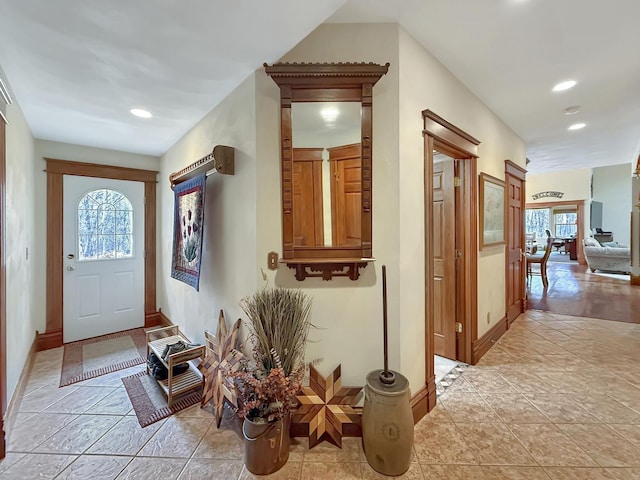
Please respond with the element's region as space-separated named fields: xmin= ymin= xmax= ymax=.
xmin=527 ymin=233 xmax=553 ymax=289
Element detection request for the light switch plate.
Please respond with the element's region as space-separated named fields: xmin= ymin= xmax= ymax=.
xmin=268 ymin=251 xmax=279 ymax=270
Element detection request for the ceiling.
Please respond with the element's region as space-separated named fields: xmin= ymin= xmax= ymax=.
xmin=1 ymin=0 xmax=639 ymax=174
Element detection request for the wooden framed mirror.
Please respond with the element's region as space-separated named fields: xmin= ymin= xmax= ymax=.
xmin=264 ymin=62 xmax=389 ymax=281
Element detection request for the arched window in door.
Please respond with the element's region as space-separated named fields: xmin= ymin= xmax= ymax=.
xmin=77 ymin=188 xmax=134 ymax=261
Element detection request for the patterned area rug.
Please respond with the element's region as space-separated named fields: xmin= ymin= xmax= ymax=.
xmin=122 ymin=370 xmax=202 ymax=427
xmin=59 ymin=328 xmax=148 ymax=387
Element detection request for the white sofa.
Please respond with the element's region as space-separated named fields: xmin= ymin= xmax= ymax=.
xmin=582 ymin=238 xmax=631 ymax=274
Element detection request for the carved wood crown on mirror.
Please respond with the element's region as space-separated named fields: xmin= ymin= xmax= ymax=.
xmin=264 ymin=62 xmax=389 ymax=281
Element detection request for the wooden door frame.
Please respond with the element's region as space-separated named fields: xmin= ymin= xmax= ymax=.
xmin=422 ymin=110 xmax=479 ymax=415
xmin=0 ymin=111 xmax=7 ymax=459
xmin=524 ymin=199 xmax=586 ymax=265
xmin=505 ymin=160 xmax=527 ymax=323
xmin=39 ymin=158 xmax=158 ymax=350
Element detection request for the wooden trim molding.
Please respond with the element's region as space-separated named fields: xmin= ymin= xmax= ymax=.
xmin=631 ymin=274 xmax=640 ymax=286
xmin=472 ymin=315 xmax=508 ymax=364
xmin=5 ymin=333 xmax=37 ymax=443
xmin=410 ymin=378 xmax=436 ymax=424
xmin=43 ymin=159 xmax=158 ymax=350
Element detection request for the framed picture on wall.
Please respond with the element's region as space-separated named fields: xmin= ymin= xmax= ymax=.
xmin=479 ymin=172 xmax=506 ymax=249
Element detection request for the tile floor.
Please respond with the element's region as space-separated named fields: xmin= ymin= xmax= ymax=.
xmin=2 ymin=309 xmax=640 ymax=479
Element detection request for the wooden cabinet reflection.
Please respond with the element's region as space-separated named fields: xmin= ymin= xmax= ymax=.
xmin=293 ymin=143 xmax=362 ymax=248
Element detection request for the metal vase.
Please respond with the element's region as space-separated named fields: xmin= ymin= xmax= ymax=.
xmin=362 ymin=369 xmax=414 ymax=476
xmin=242 ymin=414 xmax=290 ymax=475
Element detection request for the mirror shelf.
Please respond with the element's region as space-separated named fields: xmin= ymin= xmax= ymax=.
xmin=265 ymin=62 xmax=389 ymax=281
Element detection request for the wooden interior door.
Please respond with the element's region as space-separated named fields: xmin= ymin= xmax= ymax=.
xmin=433 ymin=156 xmax=456 ymax=359
xmin=329 ymin=144 xmax=361 ymax=246
xmin=292 ymin=148 xmax=324 ymax=246
xmin=505 ymin=161 xmax=527 ymax=324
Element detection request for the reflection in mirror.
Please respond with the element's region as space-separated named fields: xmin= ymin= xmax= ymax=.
xmin=291 ymin=102 xmax=362 ymax=248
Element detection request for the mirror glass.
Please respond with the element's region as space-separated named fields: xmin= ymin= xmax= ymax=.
xmin=291 ymin=102 xmax=362 ymax=247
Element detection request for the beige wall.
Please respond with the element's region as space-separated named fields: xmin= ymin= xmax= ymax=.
xmin=397 ymin=28 xmax=526 ymax=344
xmin=157 ymin=22 xmax=526 ymax=393
xmin=632 ymin=177 xmax=639 ymax=277
xmin=158 ymin=75 xmax=259 ymax=345
xmin=4 ymin=97 xmax=37 ymax=404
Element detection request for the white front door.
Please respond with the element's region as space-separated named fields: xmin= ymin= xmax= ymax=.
xmin=63 ymin=176 xmax=145 ymax=343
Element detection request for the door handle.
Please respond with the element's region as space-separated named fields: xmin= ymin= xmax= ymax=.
xmin=66 ymin=264 xmax=76 ymax=271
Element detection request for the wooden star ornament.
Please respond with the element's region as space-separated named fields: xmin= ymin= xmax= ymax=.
xmin=200 ymin=310 xmax=245 ymax=427
xmin=291 ymin=364 xmax=363 ymax=448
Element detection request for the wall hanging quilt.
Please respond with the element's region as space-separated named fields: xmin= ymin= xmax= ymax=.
xmin=171 ymin=173 xmax=206 ymax=290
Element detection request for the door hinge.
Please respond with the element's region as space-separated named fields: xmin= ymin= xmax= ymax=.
xmin=455 ymin=322 xmax=463 ymax=333
xmin=454 ymin=176 xmax=462 ymax=187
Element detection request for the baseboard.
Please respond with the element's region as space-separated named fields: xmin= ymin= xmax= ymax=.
xmin=4 ymin=332 xmax=37 ymax=442
xmin=36 ymin=329 xmax=63 ymax=351
xmin=158 ymin=309 xmax=173 ymax=327
xmin=472 ymin=315 xmax=508 ymax=364
xmin=410 ymin=376 xmax=436 ymax=424
xmin=631 ymin=274 xmax=640 ymax=286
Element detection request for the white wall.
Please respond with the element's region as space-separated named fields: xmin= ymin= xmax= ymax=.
xmin=397 ymin=28 xmax=526 ymax=345
xmin=32 ymin=140 xmax=159 ymax=335
xmin=592 ymin=163 xmax=633 ymax=245
xmin=4 ymin=97 xmax=37 ymax=404
xmin=157 ymin=74 xmax=259 ymax=345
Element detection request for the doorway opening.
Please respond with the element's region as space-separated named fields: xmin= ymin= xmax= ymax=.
xmin=422 ymin=110 xmax=479 ymax=415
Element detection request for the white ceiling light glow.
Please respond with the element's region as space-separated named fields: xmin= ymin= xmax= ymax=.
xmin=320 ymin=106 xmax=339 ymax=123
xmin=129 ymin=108 xmax=153 ymax=119
xmin=568 ymin=122 xmax=586 ymax=131
xmin=552 ymin=80 xmax=577 ymax=92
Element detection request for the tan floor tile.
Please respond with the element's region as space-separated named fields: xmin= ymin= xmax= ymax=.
xmin=7 ymin=413 xmax=78 ymax=452
xmin=439 ymin=392 xmax=500 ymax=423
xmin=610 ymin=425 xmax=640 ymax=446
xmin=192 ymin=421 xmax=244 ymax=460
xmin=497 ymin=372 xmax=555 ymax=393
xmin=461 ymin=371 xmax=517 ymax=393
xmin=114 ymin=457 xmax=187 ymax=480
xmin=0 ymin=453 xmax=77 ymax=480
xmin=87 ymin=416 xmax=165 ymax=455
xmin=605 ymin=468 xmax=640 ymax=479
xmin=508 ymin=423 xmax=598 ymax=467
xmin=300 ymin=462 xmax=361 ymax=479
xmin=557 ymin=424 xmax=640 ymax=467
xmin=34 ymin=414 xmax=120 ymax=454
xmin=239 ymin=461 xmax=302 ymax=479
xmin=139 ymin=416 xmax=213 ymax=458
xmin=18 ymin=385 xmax=79 ymax=413
xmin=543 ymin=467 xmax=619 ymax=479
xmin=0 ymin=452 xmax=26 ymax=473
xmin=455 ymin=423 xmax=536 ymax=465
xmin=419 ymin=464 xmax=487 ymax=479
xmin=524 ymin=394 xmax=601 ymax=423
xmin=177 ymin=459 xmax=244 ymax=479
xmin=361 ymin=461 xmax=424 ymax=479
xmin=481 ymin=394 xmax=550 ymax=423
xmin=576 ymin=395 xmax=640 ymax=424
xmin=41 ymin=386 xmax=116 ymax=414
xmin=301 ymin=437 xmax=362 ymax=463
xmin=55 ymin=455 xmax=132 ymax=480
xmin=481 ymin=466 xmax=551 ymax=479
xmin=84 ymin=387 xmax=133 ymax=415
xmin=413 ymin=422 xmax=478 ymax=464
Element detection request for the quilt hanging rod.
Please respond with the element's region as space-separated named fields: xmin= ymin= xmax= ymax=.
xmin=169 ymin=145 xmax=235 ymax=189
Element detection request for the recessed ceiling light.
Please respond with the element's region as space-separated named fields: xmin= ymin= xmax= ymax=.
xmin=568 ymin=122 xmax=586 ymax=131
xmin=563 ymin=105 xmax=581 ymax=115
xmin=130 ymin=108 xmax=153 ymax=118
xmin=552 ymin=80 xmax=577 ymax=92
